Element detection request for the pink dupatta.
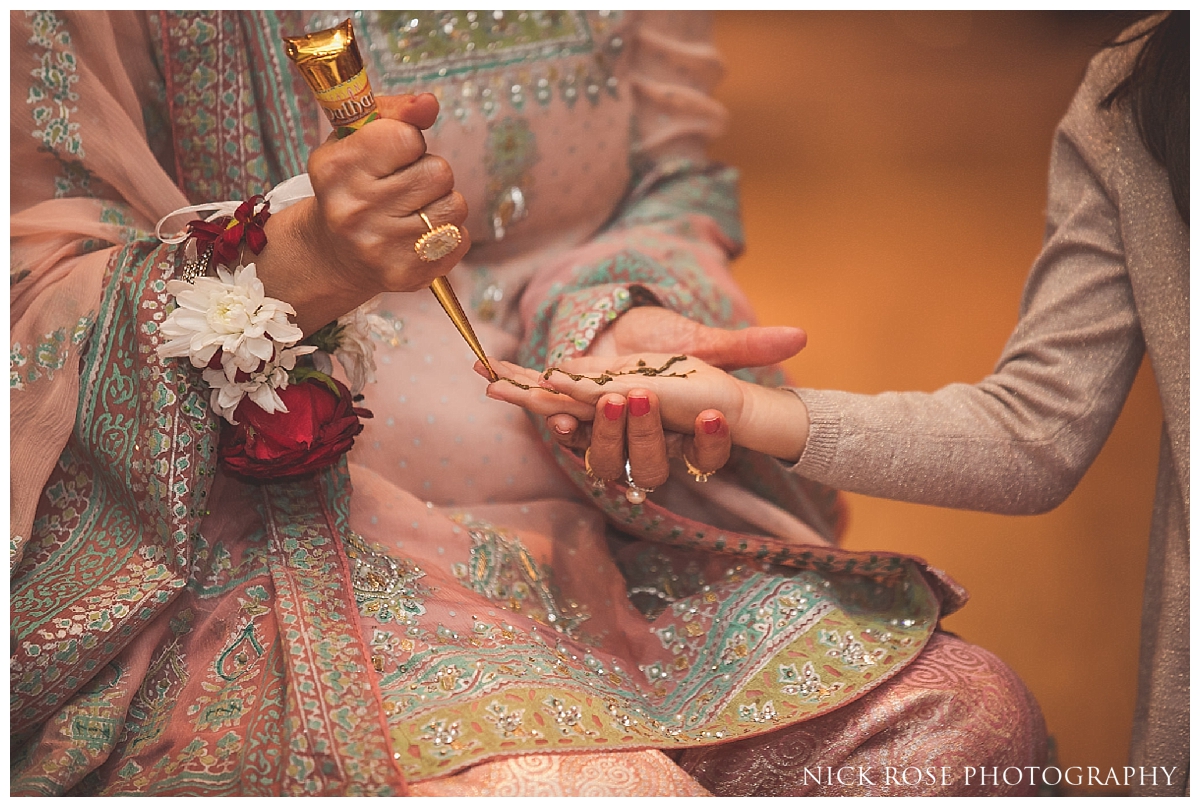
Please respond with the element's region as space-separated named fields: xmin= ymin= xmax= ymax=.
xmin=11 ymin=11 xmax=188 ymax=562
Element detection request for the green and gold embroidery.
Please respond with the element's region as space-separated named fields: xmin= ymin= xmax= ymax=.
xmin=450 ymin=515 xmax=591 ymax=639
xmin=10 ymin=316 xmax=93 ymax=391
xmin=346 ymin=530 xmax=429 ymax=626
xmin=306 ymin=10 xmax=625 ymax=127
xmin=374 ymin=559 xmax=935 ymax=782
xmin=25 ymin=10 xmax=94 ymax=198
xmin=123 ymin=629 xmax=189 ymax=754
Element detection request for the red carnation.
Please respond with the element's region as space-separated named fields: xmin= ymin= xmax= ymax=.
xmin=218 ymin=372 xmax=372 ymax=482
xmin=188 ymin=195 xmax=271 ymax=268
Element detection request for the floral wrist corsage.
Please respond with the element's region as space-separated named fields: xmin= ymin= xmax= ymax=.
xmin=155 ymin=182 xmax=392 ymax=482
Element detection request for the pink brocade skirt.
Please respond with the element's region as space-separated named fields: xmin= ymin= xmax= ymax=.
xmin=12 ymin=464 xmax=1044 ymax=796
xmin=411 ymin=633 xmax=1047 ymax=797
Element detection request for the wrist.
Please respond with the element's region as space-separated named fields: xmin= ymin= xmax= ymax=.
xmin=254 ymin=200 xmax=377 ymax=335
xmin=731 ymin=383 xmax=810 ymax=463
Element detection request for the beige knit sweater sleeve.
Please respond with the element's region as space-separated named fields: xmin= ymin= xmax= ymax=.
xmin=789 ymin=44 xmax=1147 ymax=516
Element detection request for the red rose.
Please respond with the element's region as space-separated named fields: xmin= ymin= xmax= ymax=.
xmin=218 ymin=373 xmax=372 ymax=482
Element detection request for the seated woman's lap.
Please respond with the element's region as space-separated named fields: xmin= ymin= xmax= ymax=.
xmin=406 ymin=632 xmax=1046 ymax=797
xmin=674 ymin=631 xmax=1047 ymax=796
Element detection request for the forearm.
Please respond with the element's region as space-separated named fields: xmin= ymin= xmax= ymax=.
xmin=788 ymin=355 xmax=1140 ymax=515
xmin=779 ymin=103 xmax=1147 ymax=516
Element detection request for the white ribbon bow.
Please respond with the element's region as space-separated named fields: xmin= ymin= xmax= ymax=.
xmin=154 ymin=173 xmax=316 ymax=244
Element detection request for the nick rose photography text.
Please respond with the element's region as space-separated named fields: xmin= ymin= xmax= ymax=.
xmin=799 ymin=765 xmax=1179 ymax=789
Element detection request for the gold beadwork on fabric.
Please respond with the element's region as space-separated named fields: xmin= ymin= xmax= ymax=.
xmin=344 ymin=530 xmax=428 ymax=625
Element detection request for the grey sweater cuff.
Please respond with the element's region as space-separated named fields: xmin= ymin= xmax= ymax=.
xmin=782 ymin=388 xmax=841 ymax=478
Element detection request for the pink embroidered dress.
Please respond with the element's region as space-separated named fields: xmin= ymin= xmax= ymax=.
xmin=10 ymin=11 xmax=1044 ymax=796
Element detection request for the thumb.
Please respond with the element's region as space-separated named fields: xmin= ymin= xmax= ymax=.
xmin=376 ymin=93 xmax=440 ymax=130
xmin=689 ymin=324 xmax=807 ymax=370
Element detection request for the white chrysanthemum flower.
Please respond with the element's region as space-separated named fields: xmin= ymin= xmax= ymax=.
xmin=333 ymin=297 xmax=392 ymax=395
xmin=157 ymin=263 xmax=302 ymax=370
xmin=157 ymin=262 xmax=313 ymax=423
xmin=202 ymin=344 xmax=316 ymax=423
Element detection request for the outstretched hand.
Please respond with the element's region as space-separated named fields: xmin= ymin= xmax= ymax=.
xmin=589 ymin=306 xmax=807 ymax=369
xmin=543 ymin=305 xmax=806 ymax=458
xmin=477 ymin=310 xmax=810 ymax=491
xmin=480 ymin=358 xmax=736 ymax=488
xmin=542 ymin=354 xmax=751 ymax=435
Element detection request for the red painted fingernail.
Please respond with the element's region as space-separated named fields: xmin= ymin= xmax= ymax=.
xmin=629 ymin=395 xmax=650 ymax=417
xmin=702 ymin=416 xmax=722 ymax=434
xmin=604 ymin=401 xmax=625 ymax=421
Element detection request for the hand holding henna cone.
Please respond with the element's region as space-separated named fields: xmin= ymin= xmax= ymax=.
xmin=283 ymin=18 xmax=498 ymax=381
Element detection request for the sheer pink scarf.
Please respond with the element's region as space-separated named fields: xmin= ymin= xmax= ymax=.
xmin=10 ymin=11 xmax=188 ymax=563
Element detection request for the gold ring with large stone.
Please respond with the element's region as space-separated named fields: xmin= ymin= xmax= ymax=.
xmin=414 ymin=211 xmax=462 ymax=262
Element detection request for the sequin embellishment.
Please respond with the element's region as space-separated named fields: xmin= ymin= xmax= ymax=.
xmin=306 ymin=11 xmax=624 ymax=125
xmin=450 ymin=515 xmax=590 ymax=638
xmin=345 ymin=530 xmax=428 ymax=625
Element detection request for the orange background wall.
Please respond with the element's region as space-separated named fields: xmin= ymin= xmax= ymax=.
xmin=709 ymin=11 xmax=1162 ymax=795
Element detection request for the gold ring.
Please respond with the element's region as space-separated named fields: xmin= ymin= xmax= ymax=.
xmin=683 ymin=454 xmax=713 ymax=483
xmin=414 ymin=211 xmax=463 ymax=262
xmin=624 ymin=459 xmax=656 ymax=505
xmin=584 ymin=448 xmax=606 ymax=490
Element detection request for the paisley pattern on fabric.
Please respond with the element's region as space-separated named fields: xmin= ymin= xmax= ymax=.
xmin=340 ymin=519 xmax=938 ymax=782
xmin=159 ymin=11 xmax=318 ymax=203
xmin=256 ymin=474 xmax=405 ymax=794
xmin=12 ymin=240 xmax=211 ymax=735
xmin=10 ymin=316 xmax=93 ymax=390
xmin=450 ymin=516 xmax=591 ymax=638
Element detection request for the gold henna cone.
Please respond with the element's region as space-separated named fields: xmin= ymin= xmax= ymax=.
xmin=430 ymin=276 xmax=497 ymax=381
xmin=284 ymin=18 xmax=495 ymax=380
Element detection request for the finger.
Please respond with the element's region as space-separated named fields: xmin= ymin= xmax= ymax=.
xmin=687 ymin=409 xmax=731 ymax=475
xmin=382 ymin=222 xmax=471 ymax=291
xmin=486 ymin=359 xmax=597 ymax=419
xmin=587 ymin=394 xmax=627 ymax=481
xmin=320 ymin=117 xmax=428 ymax=179
xmin=366 ymin=187 xmax=466 ymax=254
xmin=388 ymin=191 xmax=470 ymax=279
xmin=625 ymin=389 xmax=670 ymax=489
xmin=378 ymin=154 xmax=458 ymax=216
xmin=484 ymin=374 xmax=595 ymax=420
xmin=474 ymin=359 xmax=498 ymax=381
xmin=376 ymin=93 xmax=439 ymax=130
xmin=384 ymin=191 xmax=471 ymax=287
xmin=480 ymin=359 xmax=540 ymax=384
xmin=540 ymin=354 xmax=685 ymax=403
xmin=547 ymin=415 xmax=591 ymax=451
xmin=307 ymin=126 xmax=430 ymax=242
xmin=690 ymin=325 xmax=807 ymax=370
